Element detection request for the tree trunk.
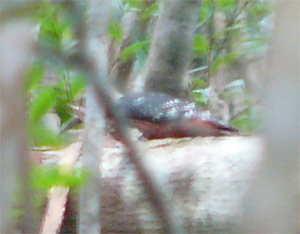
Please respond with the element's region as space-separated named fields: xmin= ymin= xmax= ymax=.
xmin=143 ymin=0 xmax=202 ymax=98
xmin=78 ymin=0 xmax=112 ymax=233
xmin=239 ymin=1 xmax=300 ymax=232
xmin=0 ymin=21 xmax=38 ymax=233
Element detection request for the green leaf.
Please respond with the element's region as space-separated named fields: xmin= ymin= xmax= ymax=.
xmin=29 ymin=87 xmax=56 ymax=123
xmin=249 ymin=2 xmax=272 ymax=18
xmin=39 ymin=16 xmax=63 ymax=53
xmin=36 ymin=3 xmax=71 ymax=54
xmin=198 ymin=0 xmax=212 ymax=25
xmin=191 ymin=78 xmax=207 ymax=89
xmin=109 ymin=20 xmax=123 ymax=40
xmin=223 ymin=23 xmax=242 ymax=32
xmin=25 ymin=59 xmax=46 ymax=91
xmin=53 ymin=87 xmax=72 ymax=124
xmin=210 ymin=51 xmax=240 ymax=73
xmin=230 ymin=107 xmax=259 ymax=133
xmin=216 ymin=0 xmax=236 ymax=10
xmin=194 ymin=34 xmax=209 ymax=53
xmin=126 ymin=0 xmax=144 ymax=10
xmin=69 ymin=75 xmax=87 ymax=98
xmin=191 ymin=88 xmax=210 ymax=106
xmin=31 ymin=166 xmax=90 ymax=189
xmin=29 ymin=122 xmax=69 ymax=147
xmin=120 ymin=40 xmax=150 ymax=63
xmin=53 ymin=74 xmax=86 ymax=124
xmin=241 ymin=37 xmax=268 ymax=55
xmin=142 ymin=2 xmax=158 ymax=19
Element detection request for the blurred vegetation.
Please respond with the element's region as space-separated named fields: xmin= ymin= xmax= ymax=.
xmin=31 ymin=166 xmax=90 ymax=189
xmin=12 ymin=165 xmax=89 ymax=228
xmin=25 ymin=1 xmax=87 ymax=148
xmin=0 ymin=0 xmax=273 ymax=219
xmin=191 ymin=0 xmax=273 ymax=131
xmin=23 ymin=0 xmax=273 ymax=150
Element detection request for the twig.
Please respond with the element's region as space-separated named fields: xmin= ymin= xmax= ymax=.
xmin=39 ymin=143 xmax=81 ymax=234
xmin=189 ymin=65 xmax=208 ymax=75
xmin=62 ymin=1 xmax=183 ymax=233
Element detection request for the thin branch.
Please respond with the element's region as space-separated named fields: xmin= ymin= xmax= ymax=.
xmin=39 ymin=143 xmax=81 ymax=234
xmin=189 ymin=65 xmax=208 ymax=75
xmin=61 ymin=1 xmax=183 ymax=233
xmin=206 ymin=0 xmax=216 ymax=86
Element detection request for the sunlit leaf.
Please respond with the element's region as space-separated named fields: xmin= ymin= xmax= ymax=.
xmin=249 ymin=2 xmax=272 ymax=17
xmin=210 ymin=51 xmax=240 ymax=73
xmin=53 ymin=87 xmax=72 ymax=124
xmin=29 ymin=87 xmax=56 ymax=123
xmin=142 ymin=2 xmax=158 ymax=19
xmin=69 ymin=75 xmax=87 ymax=98
xmin=198 ymin=0 xmax=212 ymax=25
xmin=194 ymin=34 xmax=209 ymax=53
xmin=109 ymin=20 xmax=123 ymax=40
xmin=31 ymin=166 xmax=90 ymax=189
xmin=230 ymin=106 xmax=260 ymax=133
xmin=25 ymin=59 xmax=46 ymax=91
xmin=216 ymin=0 xmax=236 ymax=10
xmin=241 ymin=37 xmax=268 ymax=55
xmin=191 ymin=78 xmax=207 ymax=89
xmin=191 ymin=88 xmax=211 ymax=107
xmin=29 ymin=123 xmax=68 ymax=147
xmin=39 ymin=12 xmax=63 ymax=53
xmin=223 ymin=23 xmax=243 ymax=32
xmin=125 ymin=0 xmax=143 ymax=10
xmin=120 ymin=40 xmax=150 ymax=62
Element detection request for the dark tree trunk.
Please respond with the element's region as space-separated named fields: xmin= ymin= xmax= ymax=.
xmin=0 ymin=21 xmax=38 ymax=233
xmin=143 ymin=0 xmax=202 ymax=99
xmin=239 ymin=1 xmax=300 ymax=232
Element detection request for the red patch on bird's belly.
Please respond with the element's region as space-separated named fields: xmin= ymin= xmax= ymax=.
xmin=131 ymin=120 xmax=171 ymax=139
xmin=131 ymin=119 xmax=235 ymax=140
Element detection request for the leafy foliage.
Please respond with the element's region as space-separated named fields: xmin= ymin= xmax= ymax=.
xmin=141 ymin=2 xmax=158 ymax=19
xmin=194 ymin=0 xmax=273 ymax=76
xmin=25 ymin=59 xmax=46 ymax=91
xmin=35 ymin=2 xmax=73 ymax=54
xmin=109 ymin=19 xmax=124 ymax=40
xmin=119 ymin=40 xmax=150 ymax=63
xmin=194 ymin=34 xmax=209 ymax=54
xmin=5 ymin=1 xmax=273 ymax=222
xmin=26 ymin=1 xmax=87 ymax=148
xmin=191 ymin=0 xmax=273 ymax=131
xmin=32 ymin=166 xmax=90 ymax=189
xmin=26 ymin=0 xmax=273 ymax=148
xmin=11 ymin=165 xmax=89 ymax=223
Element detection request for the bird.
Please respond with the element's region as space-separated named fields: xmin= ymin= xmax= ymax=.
xmin=115 ymin=92 xmax=238 ymax=139
xmin=61 ymin=91 xmax=238 ymax=139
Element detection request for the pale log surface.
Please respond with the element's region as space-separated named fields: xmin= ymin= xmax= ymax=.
xmin=100 ymin=135 xmax=263 ymax=233
xmin=35 ymin=135 xmax=263 ymax=233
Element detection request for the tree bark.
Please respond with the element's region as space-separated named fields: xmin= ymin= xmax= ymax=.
xmin=143 ymin=0 xmax=202 ymax=98
xmin=78 ymin=1 xmax=112 ymax=233
xmin=239 ymin=1 xmax=300 ymax=232
xmin=109 ymin=11 xmax=137 ymax=93
xmin=0 ymin=21 xmax=38 ymax=233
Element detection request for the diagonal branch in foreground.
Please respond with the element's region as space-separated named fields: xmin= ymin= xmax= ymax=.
xmin=59 ymin=1 xmax=184 ymax=233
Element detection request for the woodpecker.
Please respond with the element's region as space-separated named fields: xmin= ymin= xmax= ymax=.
xmin=62 ymin=91 xmax=238 ymax=139
xmin=115 ymin=92 xmax=238 ymax=139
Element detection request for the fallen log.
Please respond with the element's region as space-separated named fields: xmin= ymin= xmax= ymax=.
xmin=34 ymin=135 xmax=263 ymax=233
